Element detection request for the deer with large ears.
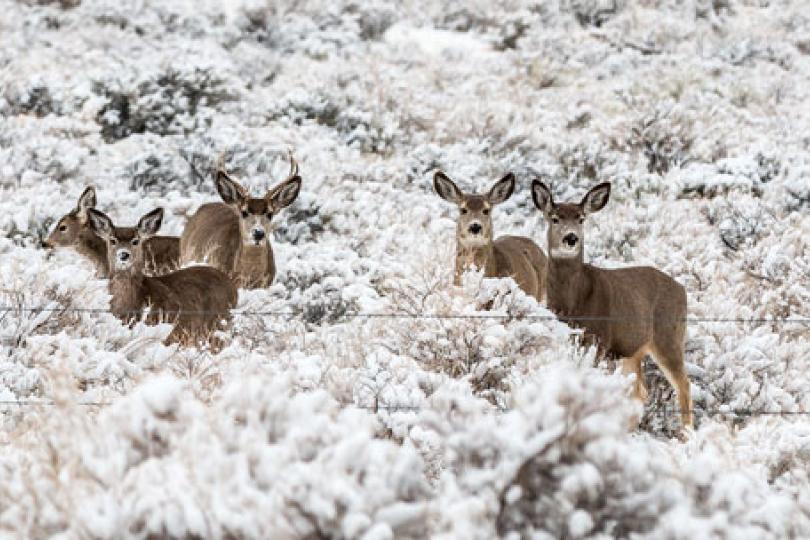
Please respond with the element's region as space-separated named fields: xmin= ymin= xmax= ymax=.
xmin=43 ymin=186 xmax=180 ymax=277
xmin=180 ymin=155 xmax=302 ymax=289
xmin=87 ymin=207 xmax=237 ymax=348
xmin=531 ymin=180 xmax=692 ymax=430
xmin=434 ymin=171 xmax=547 ymax=302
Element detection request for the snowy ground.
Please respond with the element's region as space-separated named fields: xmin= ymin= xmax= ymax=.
xmin=1 ymin=0 xmax=810 ymax=537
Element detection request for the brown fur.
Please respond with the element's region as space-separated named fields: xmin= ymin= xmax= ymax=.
xmin=532 ymin=181 xmax=692 ymax=429
xmin=435 ymin=172 xmax=547 ymax=302
xmin=43 ymin=187 xmax=180 ymax=277
xmin=180 ymin=202 xmax=275 ymax=288
xmin=88 ymin=208 xmax=237 ymax=348
xmin=180 ymin=158 xmax=301 ymax=289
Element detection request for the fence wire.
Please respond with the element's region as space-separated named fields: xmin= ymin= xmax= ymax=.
xmin=2 ymin=305 xmax=810 ymax=324
xmin=0 ymin=399 xmax=808 ymax=418
xmin=1 ymin=304 xmax=809 ymax=420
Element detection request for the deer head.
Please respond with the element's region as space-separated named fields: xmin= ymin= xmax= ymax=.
xmin=215 ymin=154 xmax=301 ymax=247
xmin=434 ymin=171 xmax=515 ymax=248
xmin=531 ymin=181 xmax=611 ymax=260
xmin=87 ymin=208 xmax=164 ymax=273
xmin=43 ymin=186 xmax=97 ymax=249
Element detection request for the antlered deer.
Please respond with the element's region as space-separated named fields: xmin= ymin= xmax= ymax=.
xmin=43 ymin=186 xmax=180 ymax=277
xmin=434 ymin=171 xmax=546 ymax=302
xmin=180 ymin=155 xmax=302 ymax=288
xmin=87 ymin=207 xmax=237 ymax=347
xmin=531 ymin=180 xmax=692 ymax=429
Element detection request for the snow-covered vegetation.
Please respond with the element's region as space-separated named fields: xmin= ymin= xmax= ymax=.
xmin=1 ymin=0 xmax=810 ymax=537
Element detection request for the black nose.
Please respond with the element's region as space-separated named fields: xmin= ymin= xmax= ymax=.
xmin=119 ymin=252 xmax=130 ymax=261
xmin=41 ymin=241 xmax=50 ymax=249
xmin=563 ymin=233 xmax=578 ymax=247
xmin=252 ymin=229 xmax=266 ymax=241
xmin=468 ymin=223 xmax=482 ymax=235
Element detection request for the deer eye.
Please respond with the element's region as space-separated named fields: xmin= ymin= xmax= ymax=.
xmin=110 ymin=238 xmax=117 ymax=246
xmin=241 ymin=210 xmax=249 ymax=218
xmin=482 ymin=209 xmax=489 ymax=216
xmin=460 ymin=208 xmax=468 ymax=215
xmin=266 ymin=211 xmax=273 ymax=219
xmin=131 ymin=239 xmax=139 ymax=246
xmin=58 ymin=225 xmax=67 ymax=232
xmin=551 ymin=216 xmax=560 ymax=224
xmin=578 ymin=216 xmax=585 ymax=224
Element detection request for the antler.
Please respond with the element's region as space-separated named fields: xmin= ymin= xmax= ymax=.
xmin=214 ymin=151 xmax=228 ymax=176
xmin=286 ymin=149 xmax=299 ymax=180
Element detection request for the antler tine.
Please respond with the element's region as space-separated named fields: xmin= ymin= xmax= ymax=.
xmin=214 ymin=151 xmax=228 ymax=175
xmin=287 ymin=149 xmax=299 ymax=179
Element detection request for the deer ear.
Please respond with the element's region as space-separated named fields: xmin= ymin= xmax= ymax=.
xmin=267 ymin=176 xmax=301 ymax=210
xmin=76 ymin=186 xmax=97 ymax=220
xmin=86 ymin=208 xmax=113 ymax=239
xmin=488 ymin=173 xmax=515 ymax=205
xmin=581 ymin=182 xmax=611 ymax=214
xmin=215 ymin=170 xmax=247 ymax=205
xmin=137 ymin=208 xmax=163 ymax=237
xmin=433 ymin=171 xmax=463 ymax=204
xmin=531 ymin=180 xmax=553 ymax=214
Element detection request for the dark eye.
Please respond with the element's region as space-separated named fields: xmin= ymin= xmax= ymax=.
xmin=266 ymin=212 xmax=273 ymax=219
xmin=58 ymin=225 xmax=67 ymax=232
xmin=241 ymin=210 xmax=249 ymax=218
xmin=482 ymin=209 xmax=489 ymax=215
xmin=551 ymin=217 xmax=560 ymax=224
xmin=578 ymin=216 xmax=585 ymax=223
xmin=460 ymin=208 xmax=468 ymax=215
xmin=131 ymin=239 xmax=139 ymax=246
xmin=110 ymin=238 xmax=117 ymax=245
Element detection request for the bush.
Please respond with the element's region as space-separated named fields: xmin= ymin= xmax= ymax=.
xmin=95 ymin=68 xmax=235 ymax=143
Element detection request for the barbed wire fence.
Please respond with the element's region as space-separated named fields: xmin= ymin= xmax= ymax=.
xmin=1 ymin=304 xmax=809 ymax=419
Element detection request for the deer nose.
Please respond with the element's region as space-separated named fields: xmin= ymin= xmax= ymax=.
xmin=563 ymin=233 xmax=578 ymax=247
xmin=41 ymin=240 xmax=52 ymax=249
xmin=118 ymin=251 xmax=131 ymax=262
xmin=251 ymin=228 xmax=266 ymax=241
xmin=468 ymin=223 xmax=482 ymax=235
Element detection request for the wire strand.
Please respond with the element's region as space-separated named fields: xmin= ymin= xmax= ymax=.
xmin=1 ymin=306 xmax=809 ymax=324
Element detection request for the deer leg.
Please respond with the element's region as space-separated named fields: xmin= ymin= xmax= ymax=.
xmin=621 ymin=347 xmax=649 ymax=404
xmin=650 ymin=345 xmax=693 ymax=430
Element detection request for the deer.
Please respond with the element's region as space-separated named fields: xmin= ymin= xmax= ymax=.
xmin=530 ymin=180 xmax=693 ymax=430
xmin=433 ymin=171 xmax=547 ymax=302
xmin=86 ymin=207 xmax=238 ymax=348
xmin=43 ymin=186 xmax=180 ymax=277
xmin=179 ymin=155 xmax=302 ymax=289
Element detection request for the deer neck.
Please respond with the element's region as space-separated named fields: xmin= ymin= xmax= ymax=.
xmin=547 ymin=255 xmax=590 ymax=317
xmin=77 ymin=227 xmax=110 ymax=277
xmin=108 ymin=270 xmax=147 ymax=322
xmin=235 ymin=242 xmax=272 ymax=287
xmin=455 ymin=239 xmax=495 ymax=284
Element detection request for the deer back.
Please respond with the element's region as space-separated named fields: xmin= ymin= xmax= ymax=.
xmin=491 ymin=235 xmax=547 ymax=302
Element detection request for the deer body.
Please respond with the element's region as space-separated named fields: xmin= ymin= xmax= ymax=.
xmin=532 ymin=181 xmax=692 ymax=429
xmin=180 ymin=156 xmax=301 ymax=289
xmin=435 ymin=171 xmax=546 ymax=302
xmin=88 ymin=208 xmax=237 ymax=347
xmin=44 ymin=187 xmax=180 ymax=277
xmin=181 ymin=202 xmax=275 ymax=289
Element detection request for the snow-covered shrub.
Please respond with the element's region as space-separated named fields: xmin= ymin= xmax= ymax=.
xmin=94 ymin=67 xmax=235 ymax=142
xmin=611 ymin=97 xmax=695 ymax=175
xmin=561 ymin=0 xmax=624 ymax=28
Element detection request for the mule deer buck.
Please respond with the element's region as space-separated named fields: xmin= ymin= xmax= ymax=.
xmin=43 ymin=186 xmax=180 ymax=277
xmin=180 ymin=155 xmax=302 ymax=288
xmin=434 ymin=171 xmax=547 ymax=302
xmin=87 ymin=207 xmax=237 ymax=347
xmin=531 ymin=180 xmax=692 ymax=429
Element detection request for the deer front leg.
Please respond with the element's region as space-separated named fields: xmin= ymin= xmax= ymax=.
xmin=621 ymin=347 xmax=649 ymax=403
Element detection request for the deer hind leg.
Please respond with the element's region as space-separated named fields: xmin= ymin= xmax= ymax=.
xmin=649 ymin=344 xmax=693 ymax=430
